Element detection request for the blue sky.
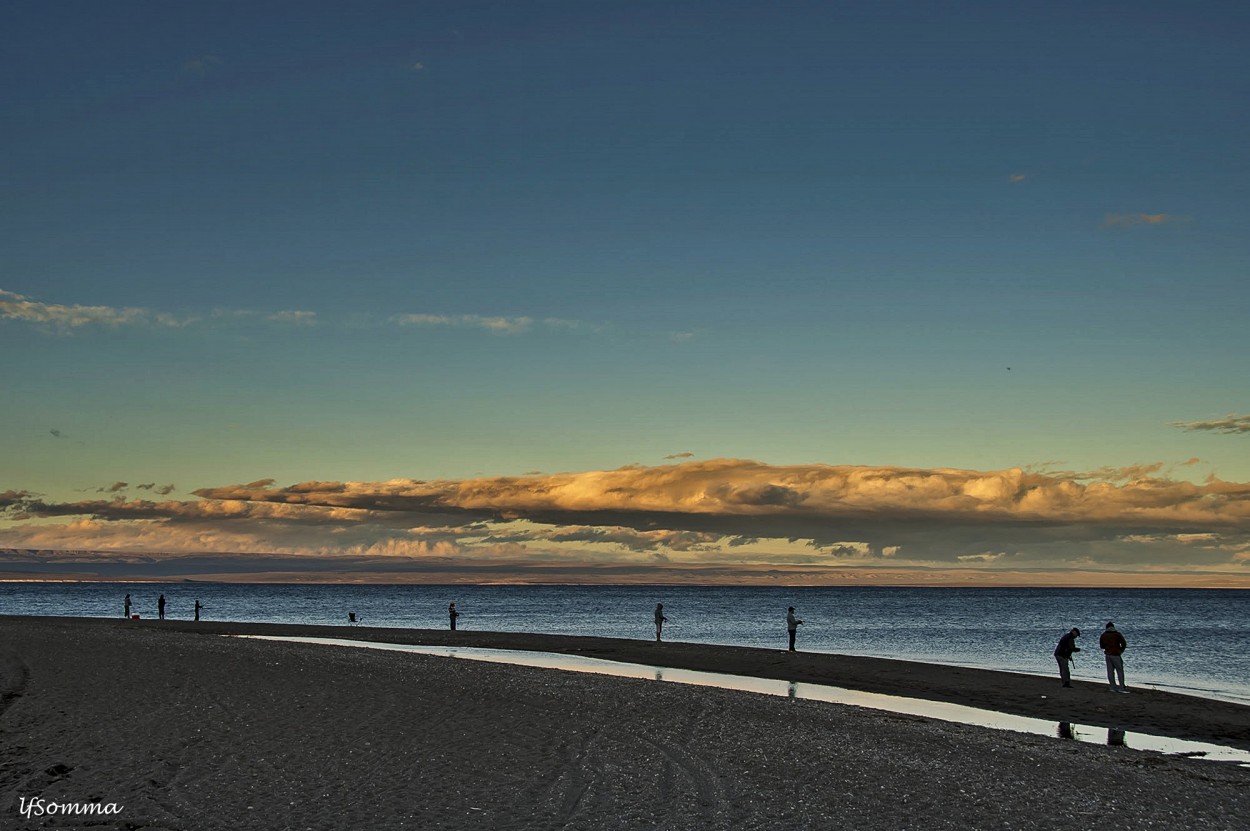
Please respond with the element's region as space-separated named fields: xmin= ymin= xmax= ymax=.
xmin=2 ymin=1 xmax=1247 ymax=582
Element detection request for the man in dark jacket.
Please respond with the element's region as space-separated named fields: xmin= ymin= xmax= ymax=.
xmin=1099 ymin=621 xmax=1129 ymax=693
xmin=1054 ymin=627 xmax=1081 ymax=687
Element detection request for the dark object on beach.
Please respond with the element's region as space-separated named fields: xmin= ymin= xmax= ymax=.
xmin=449 ymin=602 xmax=460 ymax=631
xmin=158 ymin=594 xmax=166 ymax=621
xmin=1054 ymin=627 xmax=1081 ymax=687
xmin=348 ymin=612 xmax=359 ymax=624
xmin=654 ymin=603 xmax=667 ymax=642
xmin=786 ymin=607 xmax=804 ymax=652
xmin=123 ymin=593 xmax=131 ymax=618
xmin=194 ymin=600 xmax=203 ymax=622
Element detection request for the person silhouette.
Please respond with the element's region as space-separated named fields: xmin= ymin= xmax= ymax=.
xmin=158 ymin=593 xmax=166 ymax=621
xmin=194 ymin=600 xmax=203 ymax=622
xmin=786 ymin=606 xmax=804 ymax=652
xmin=1054 ymin=627 xmax=1081 ymax=687
xmin=1099 ymin=621 xmax=1129 ymax=693
xmin=449 ymin=601 xmax=460 ymax=631
xmin=124 ymin=593 xmax=132 ymax=618
xmin=654 ymin=603 xmax=667 ymax=642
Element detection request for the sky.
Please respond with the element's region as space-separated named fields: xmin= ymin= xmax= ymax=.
xmin=2 ymin=1 xmax=1248 ymax=585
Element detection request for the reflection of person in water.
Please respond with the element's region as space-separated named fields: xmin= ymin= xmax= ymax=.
xmin=1057 ymin=722 xmax=1075 ymax=740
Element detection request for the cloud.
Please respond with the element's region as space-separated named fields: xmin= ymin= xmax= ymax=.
xmin=2 ymin=288 xmax=322 ymax=335
xmin=1101 ymin=213 xmax=1185 ymax=229
xmin=183 ymin=461 xmax=1250 ymax=566
xmin=5 ymin=288 xmax=610 ymax=340
xmin=664 ymin=452 xmax=695 ymax=460
xmin=957 ymin=552 xmax=1005 ymax=563
xmin=5 ymin=460 xmax=1250 ymax=580
xmin=1086 ymin=463 xmax=1164 ymax=481
xmin=0 ymin=289 xmax=188 ymax=331
xmin=266 ymin=310 xmax=318 ymax=324
xmin=392 ymin=314 xmax=535 ymax=335
xmin=390 ymin=314 xmax=599 ymax=336
xmin=483 ymin=525 xmax=723 ymax=553
xmin=49 ymin=429 xmax=65 ymax=439
xmin=1008 ymin=173 xmax=1027 ymax=184
xmin=1171 ymin=415 xmax=1250 ymax=435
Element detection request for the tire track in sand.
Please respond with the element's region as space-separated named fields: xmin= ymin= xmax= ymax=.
xmin=644 ymin=734 xmax=731 ymax=815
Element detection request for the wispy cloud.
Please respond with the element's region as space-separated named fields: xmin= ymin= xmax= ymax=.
xmin=1 ymin=288 xmax=320 ymax=334
xmin=1101 ymin=213 xmax=1185 ymax=229
xmin=266 ymin=310 xmax=318 ymax=324
xmin=1008 ymin=173 xmax=1028 ymax=184
xmin=392 ymin=313 xmax=535 ymax=335
xmin=210 ymin=308 xmax=318 ymax=325
xmin=0 ymin=289 xmax=189 ymax=331
xmin=4 ymin=288 xmax=621 ymax=340
xmin=390 ymin=313 xmax=599 ymax=336
xmin=1171 ymin=414 xmax=1250 ymax=435
xmin=664 ymin=452 xmax=695 ymax=460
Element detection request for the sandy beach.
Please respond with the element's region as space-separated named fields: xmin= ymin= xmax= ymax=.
xmin=3 ymin=617 xmax=1249 ymax=829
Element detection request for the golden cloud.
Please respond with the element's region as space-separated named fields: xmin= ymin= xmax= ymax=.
xmin=5 ymin=460 xmax=1250 ymax=579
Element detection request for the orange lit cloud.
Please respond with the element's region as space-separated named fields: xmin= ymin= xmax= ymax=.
xmin=189 ymin=459 xmax=1250 ymax=528
xmin=4 ymin=460 xmax=1249 ymax=582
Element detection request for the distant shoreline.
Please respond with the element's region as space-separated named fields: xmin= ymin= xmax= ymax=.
xmin=5 ymin=614 xmax=1249 ymax=751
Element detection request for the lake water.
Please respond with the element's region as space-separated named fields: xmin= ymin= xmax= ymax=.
xmin=3 ymin=583 xmax=1247 ymax=703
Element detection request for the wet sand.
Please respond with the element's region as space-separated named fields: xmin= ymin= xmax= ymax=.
xmin=3 ymin=616 xmax=1249 ymax=829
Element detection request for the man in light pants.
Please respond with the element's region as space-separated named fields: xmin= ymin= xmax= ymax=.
xmin=1099 ymin=621 xmax=1129 ymax=693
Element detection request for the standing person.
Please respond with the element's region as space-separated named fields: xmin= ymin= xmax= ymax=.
xmin=448 ymin=601 xmax=460 ymax=631
xmin=157 ymin=593 xmax=166 ymax=621
xmin=194 ymin=600 xmax=203 ymax=622
xmin=654 ymin=603 xmax=667 ymax=642
xmin=123 ymin=593 xmax=132 ymax=619
xmin=1054 ymin=627 xmax=1081 ymax=687
xmin=786 ymin=607 xmax=803 ymax=652
xmin=1099 ymin=621 xmax=1129 ymax=693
